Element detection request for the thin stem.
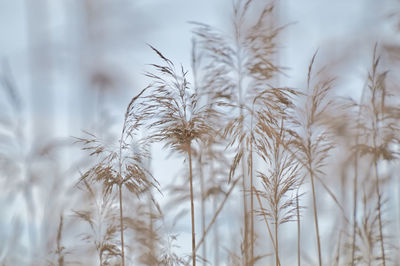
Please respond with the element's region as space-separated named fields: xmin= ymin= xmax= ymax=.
xmin=250 ymin=123 xmax=255 ymax=266
xmin=374 ymin=158 xmax=385 ymax=266
xmin=351 ymin=154 xmax=358 ymax=265
xmin=275 ymin=217 xmax=279 ymax=266
xmin=307 ymin=132 xmax=322 ymax=266
xmin=148 ymin=189 xmax=155 ymax=263
xmin=195 ymin=177 xmax=241 ymax=254
xmin=352 ymin=79 xmax=368 ymax=266
xmin=191 ymin=40 xmax=206 ymax=265
xmin=241 ymin=154 xmax=249 ymax=265
xmin=254 ymin=188 xmax=280 ymax=266
xmin=296 ymin=189 xmax=301 ymax=266
xmin=371 ymin=68 xmax=386 ymax=265
xmin=213 ymin=195 xmax=220 ymax=266
xmin=118 ymin=184 xmax=125 ymax=266
xmin=309 ymin=169 xmax=322 ymax=266
xmin=199 ymin=154 xmax=207 ymax=265
xmin=118 ymin=138 xmax=125 ymax=266
xmin=235 ymin=26 xmax=249 ymax=263
xmin=188 ymin=142 xmax=196 ymax=266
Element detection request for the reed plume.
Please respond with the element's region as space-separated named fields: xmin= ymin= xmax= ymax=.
xmin=254 ymin=103 xmax=302 ymax=266
xmin=143 ymin=45 xmax=221 ymax=266
xmin=75 ymin=87 xmax=157 ymax=266
xmin=351 ymin=45 xmax=400 ymax=265
xmin=288 ymin=52 xmax=337 ymax=266
xmin=192 ymin=1 xmax=285 ymax=263
xmin=73 ymin=181 xmax=120 ymax=265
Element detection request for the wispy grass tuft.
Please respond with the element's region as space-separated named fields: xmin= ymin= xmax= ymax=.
xmin=143 ymin=45 xmax=221 ymax=266
xmin=75 ymin=87 xmax=158 ymax=266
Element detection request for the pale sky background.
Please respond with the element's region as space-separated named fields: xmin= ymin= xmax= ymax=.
xmin=0 ymin=0 xmax=399 ymax=264
xmin=1 ymin=0 xmax=398 ymax=131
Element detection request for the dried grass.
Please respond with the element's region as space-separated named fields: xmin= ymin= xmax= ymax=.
xmin=1 ymin=1 xmax=400 ymax=266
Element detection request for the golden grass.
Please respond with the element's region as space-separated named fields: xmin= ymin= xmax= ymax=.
xmin=0 ymin=1 xmax=400 ymax=265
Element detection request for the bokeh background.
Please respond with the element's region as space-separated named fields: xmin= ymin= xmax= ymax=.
xmin=1 ymin=0 xmax=400 ymax=265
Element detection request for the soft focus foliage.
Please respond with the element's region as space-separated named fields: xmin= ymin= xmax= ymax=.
xmin=1 ymin=0 xmax=400 ymax=265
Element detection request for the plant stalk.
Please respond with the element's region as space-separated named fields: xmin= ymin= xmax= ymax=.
xmin=296 ymin=188 xmax=301 ymax=266
xmin=195 ymin=177 xmax=240 ymax=254
xmin=188 ymin=142 xmax=196 ymax=266
xmin=254 ymin=188 xmax=280 ymax=266
xmin=118 ymin=183 xmax=125 ymax=266
xmin=351 ymin=154 xmax=358 ymax=265
xmin=306 ymin=129 xmax=322 ymax=266
xmin=275 ymin=217 xmax=279 ymax=266
xmin=374 ymin=158 xmax=385 ymax=266
xmin=250 ymin=134 xmax=255 ymax=265
xmin=199 ymin=154 xmax=207 ymax=265
xmin=309 ymin=169 xmax=322 ymax=266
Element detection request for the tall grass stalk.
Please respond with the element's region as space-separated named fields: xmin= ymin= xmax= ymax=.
xmin=296 ymin=187 xmax=301 ymax=266
xmin=73 ymin=181 xmax=120 ymax=265
xmin=354 ymin=45 xmax=398 ymax=265
xmin=143 ymin=46 xmax=220 ymax=265
xmin=254 ymin=188 xmax=280 ymax=266
xmin=289 ymin=51 xmax=336 ymax=266
xmin=195 ymin=176 xmax=240 ymax=254
xmin=188 ymin=142 xmax=196 ymax=266
xmin=191 ymin=40 xmax=208 ymax=264
xmin=192 ymin=2 xmax=284 ymax=263
xmin=350 ymin=79 xmax=368 ymax=265
xmin=305 ymin=53 xmax=322 ymax=266
xmin=255 ymin=113 xmax=301 ymax=266
xmin=370 ymin=52 xmax=386 ymax=266
xmin=76 ymin=87 xmax=156 ymax=266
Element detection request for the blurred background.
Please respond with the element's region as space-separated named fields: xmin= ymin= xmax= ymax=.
xmin=1 ymin=0 xmax=399 ymax=265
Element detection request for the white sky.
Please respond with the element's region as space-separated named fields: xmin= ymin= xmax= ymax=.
xmin=1 ymin=0 xmax=399 ymax=264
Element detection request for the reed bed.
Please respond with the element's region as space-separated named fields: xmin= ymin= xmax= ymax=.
xmin=0 ymin=0 xmax=400 ymax=265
